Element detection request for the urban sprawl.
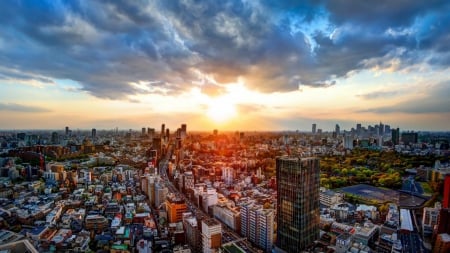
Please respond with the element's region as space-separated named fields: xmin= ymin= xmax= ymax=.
xmin=0 ymin=123 xmax=449 ymax=253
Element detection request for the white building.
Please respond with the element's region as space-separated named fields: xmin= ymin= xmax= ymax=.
xmin=240 ymin=201 xmax=274 ymax=253
xmin=222 ymin=167 xmax=234 ymax=185
xmin=201 ymin=218 xmax=221 ymax=253
xmin=422 ymin=202 xmax=441 ymax=236
xmin=320 ymin=188 xmax=344 ymax=207
xmin=213 ymin=202 xmax=240 ymax=231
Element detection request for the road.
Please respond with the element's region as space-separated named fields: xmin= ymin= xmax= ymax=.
xmin=399 ymin=209 xmax=429 ymax=253
xmin=158 ymin=149 xmax=262 ymax=253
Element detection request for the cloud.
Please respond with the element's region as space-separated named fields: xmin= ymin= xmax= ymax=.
xmin=357 ymin=90 xmax=400 ymax=100
xmin=0 ymin=103 xmax=51 ymax=112
xmin=358 ymin=81 xmax=450 ymax=114
xmin=0 ymin=0 xmax=449 ymax=99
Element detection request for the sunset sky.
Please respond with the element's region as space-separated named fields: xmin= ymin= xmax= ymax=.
xmin=0 ymin=0 xmax=449 ymax=131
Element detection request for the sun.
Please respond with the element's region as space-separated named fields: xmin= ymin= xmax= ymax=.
xmin=206 ymin=98 xmax=237 ymax=123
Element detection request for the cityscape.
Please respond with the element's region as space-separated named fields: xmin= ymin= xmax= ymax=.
xmin=0 ymin=124 xmax=449 ymax=253
xmin=1 ymin=1 xmax=450 ymax=253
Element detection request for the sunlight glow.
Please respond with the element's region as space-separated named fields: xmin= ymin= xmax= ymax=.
xmin=206 ymin=97 xmax=237 ymax=122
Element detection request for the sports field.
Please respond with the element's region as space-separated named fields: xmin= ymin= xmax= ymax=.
xmin=339 ymin=184 xmax=426 ymax=207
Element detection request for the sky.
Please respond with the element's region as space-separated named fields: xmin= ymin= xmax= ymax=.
xmin=0 ymin=0 xmax=449 ymax=132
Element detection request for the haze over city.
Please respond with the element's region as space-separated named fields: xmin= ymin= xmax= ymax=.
xmin=0 ymin=1 xmax=449 ymax=131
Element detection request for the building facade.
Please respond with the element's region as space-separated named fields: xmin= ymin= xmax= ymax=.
xmin=275 ymin=157 xmax=320 ymax=252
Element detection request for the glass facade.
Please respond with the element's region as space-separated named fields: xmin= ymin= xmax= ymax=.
xmin=276 ymin=157 xmax=320 ymax=253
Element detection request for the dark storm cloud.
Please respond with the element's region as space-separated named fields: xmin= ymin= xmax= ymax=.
xmin=0 ymin=103 xmax=50 ymax=113
xmin=0 ymin=0 xmax=449 ymax=99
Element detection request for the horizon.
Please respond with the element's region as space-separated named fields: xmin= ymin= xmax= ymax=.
xmin=1 ymin=1 xmax=449 ymax=131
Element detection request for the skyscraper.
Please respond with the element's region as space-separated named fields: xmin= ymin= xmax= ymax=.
xmin=161 ymin=123 xmax=165 ymax=139
xmin=181 ymin=124 xmax=187 ymax=138
xmin=275 ymin=157 xmax=320 ymax=252
xmin=312 ymin=123 xmax=316 ymax=134
xmin=335 ymin=124 xmax=340 ymax=135
xmin=391 ymin=128 xmax=400 ymax=145
xmin=91 ymin=128 xmax=96 ymax=139
xmin=356 ymin=123 xmax=362 ymax=135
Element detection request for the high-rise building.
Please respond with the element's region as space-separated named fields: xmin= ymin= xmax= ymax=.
xmin=65 ymin=126 xmax=69 ymax=136
xmin=222 ymin=167 xmax=233 ymax=185
xmin=183 ymin=213 xmax=201 ymax=252
xmin=155 ymin=182 xmax=168 ymax=208
xmin=335 ymin=124 xmax=340 ymax=135
xmin=392 ymin=128 xmax=400 ymax=145
xmin=166 ymin=196 xmax=188 ymax=223
xmin=161 ymin=123 xmax=165 ymax=139
xmin=385 ymin=125 xmax=391 ymax=135
xmin=241 ymin=202 xmax=274 ymax=253
xmin=356 ymin=123 xmax=362 ymax=135
xmin=202 ymin=218 xmax=221 ymax=253
xmin=142 ymin=127 xmax=146 ymax=136
xmin=312 ymin=124 xmax=316 ymax=134
xmin=275 ymin=157 xmax=320 ymax=252
xmin=423 ymin=202 xmax=441 ymax=236
xmin=379 ymin=122 xmax=384 ymax=135
xmin=148 ymin=128 xmax=155 ymax=140
xmin=401 ymin=132 xmax=418 ymax=145
xmin=51 ymin=131 xmax=58 ymax=144
xmin=181 ymin=124 xmax=187 ymax=139
xmin=91 ymin=128 xmax=96 ymax=139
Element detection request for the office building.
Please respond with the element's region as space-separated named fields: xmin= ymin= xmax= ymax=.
xmin=184 ymin=171 xmax=195 ymax=191
xmin=343 ymin=134 xmax=354 ymax=150
xmin=423 ymin=202 xmax=441 ymax=236
xmin=222 ymin=167 xmax=233 ymax=185
xmin=275 ymin=157 xmax=320 ymax=252
xmin=183 ymin=213 xmax=201 ymax=252
xmin=51 ymin=131 xmax=59 ymax=144
xmin=238 ymin=202 xmax=276 ymax=252
xmin=392 ymin=128 xmax=400 ymax=145
xmin=161 ymin=123 xmax=165 ymax=139
xmin=335 ymin=124 xmax=340 ymax=135
xmin=166 ymin=196 xmax=188 ymax=223
xmin=402 ymin=132 xmax=418 ymax=145
xmin=213 ymin=202 xmax=240 ymax=233
xmin=181 ymin=124 xmax=187 ymax=138
xmin=91 ymin=128 xmax=96 ymax=139
xmin=312 ymin=124 xmax=316 ymax=134
xmin=166 ymin=128 xmax=170 ymax=140
xmin=148 ymin=128 xmax=155 ymax=140
xmin=155 ymin=182 xmax=168 ymax=208
xmin=202 ymin=218 xmax=221 ymax=253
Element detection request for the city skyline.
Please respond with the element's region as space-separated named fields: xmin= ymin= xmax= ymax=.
xmin=1 ymin=1 xmax=449 ymax=131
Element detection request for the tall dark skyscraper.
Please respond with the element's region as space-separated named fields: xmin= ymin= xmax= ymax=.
xmin=275 ymin=157 xmax=320 ymax=253
xmin=91 ymin=128 xmax=96 ymax=139
xmin=161 ymin=123 xmax=165 ymax=139
xmin=312 ymin=123 xmax=316 ymax=134
xmin=391 ymin=128 xmax=400 ymax=145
